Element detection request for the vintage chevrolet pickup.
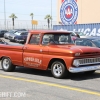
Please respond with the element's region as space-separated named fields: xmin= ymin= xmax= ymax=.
xmin=0 ymin=30 xmax=100 ymax=78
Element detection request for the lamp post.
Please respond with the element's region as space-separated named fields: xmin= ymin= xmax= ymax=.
xmin=4 ymin=0 xmax=6 ymax=29
xmin=51 ymin=0 xmax=52 ymax=29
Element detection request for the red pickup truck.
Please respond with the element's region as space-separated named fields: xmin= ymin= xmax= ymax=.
xmin=0 ymin=30 xmax=100 ymax=78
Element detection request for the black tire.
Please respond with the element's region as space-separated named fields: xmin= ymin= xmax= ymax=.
xmin=51 ymin=61 xmax=68 ymax=79
xmin=1 ymin=57 xmax=15 ymax=72
xmin=85 ymin=70 xmax=95 ymax=74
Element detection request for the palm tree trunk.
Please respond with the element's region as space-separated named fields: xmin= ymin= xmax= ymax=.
xmin=12 ymin=18 xmax=14 ymax=29
xmin=47 ymin=22 xmax=49 ymax=29
xmin=47 ymin=19 xmax=50 ymax=29
xmin=32 ymin=16 xmax=33 ymax=29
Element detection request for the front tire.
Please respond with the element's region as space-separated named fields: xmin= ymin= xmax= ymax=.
xmin=51 ymin=61 xmax=68 ymax=79
xmin=1 ymin=57 xmax=15 ymax=72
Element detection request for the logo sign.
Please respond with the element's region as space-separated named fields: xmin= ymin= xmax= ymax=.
xmin=56 ymin=28 xmax=100 ymax=36
xmin=60 ymin=0 xmax=78 ymax=25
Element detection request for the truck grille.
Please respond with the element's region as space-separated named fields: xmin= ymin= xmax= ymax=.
xmin=79 ymin=57 xmax=100 ymax=65
xmin=81 ymin=52 xmax=100 ymax=56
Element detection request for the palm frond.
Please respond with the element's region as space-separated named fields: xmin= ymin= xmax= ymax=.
xmin=9 ymin=13 xmax=17 ymax=19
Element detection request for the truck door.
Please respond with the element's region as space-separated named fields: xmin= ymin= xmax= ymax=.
xmin=23 ymin=34 xmax=44 ymax=69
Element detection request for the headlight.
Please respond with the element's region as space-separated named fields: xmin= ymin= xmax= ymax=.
xmin=73 ymin=60 xmax=80 ymax=67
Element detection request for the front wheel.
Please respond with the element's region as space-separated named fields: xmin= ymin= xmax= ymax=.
xmin=51 ymin=61 xmax=68 ymax=79
xmin=1 ymin=57 xmax=15 ymax=72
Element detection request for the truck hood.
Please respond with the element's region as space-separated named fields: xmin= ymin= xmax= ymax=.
xmin=48 ymin=44 xmax=100 ymax=54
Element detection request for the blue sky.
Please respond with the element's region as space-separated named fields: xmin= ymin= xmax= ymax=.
xmin=0 ymin=0 xmax=57 ymax=21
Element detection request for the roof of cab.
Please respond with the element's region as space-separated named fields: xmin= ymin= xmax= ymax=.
xmin=29 ymin=30 xmax=70 ymax=34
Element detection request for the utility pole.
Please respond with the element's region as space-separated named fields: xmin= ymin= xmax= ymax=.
xmin=4 ymin=0 xmax=6 ymax=29
xmin=51 ymin=0 xmax=52 ymax=29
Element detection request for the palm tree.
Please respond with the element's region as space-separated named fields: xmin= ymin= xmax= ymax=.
xmin=9 ymin=13 xmax=17 ymax=29
xmin=44 ymin=15 xmax=52 ymax=29
xmin=30 ymin=13 xmax=34 ymax=29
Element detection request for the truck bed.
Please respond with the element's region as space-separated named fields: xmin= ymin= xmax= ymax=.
xmin=0 ymin=43 xmax=24 ymax=66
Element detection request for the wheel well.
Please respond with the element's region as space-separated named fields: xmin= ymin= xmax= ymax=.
xmin=48 ymin=58 xmax=66 ymax=70
xmin=0 ymin=56 xmax=5 ymax=60
xmin=0 ymin=56 xmax=11 ymax=61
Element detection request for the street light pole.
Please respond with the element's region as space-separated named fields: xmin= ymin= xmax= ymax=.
xmin=4 ymin=0 xmax=6 ymax=29
xmin=51 ymin=0 xmax=52 ymax=29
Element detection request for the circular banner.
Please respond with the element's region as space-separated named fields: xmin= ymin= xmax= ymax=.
xmin=60 ymin=0 xmax=78 ymax=25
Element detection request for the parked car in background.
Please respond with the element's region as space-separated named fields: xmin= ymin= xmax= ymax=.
xmin=9 ymin=31 xmax=28 ymax=42
xmin=14 ymin=29 xmax=27 ymax=31
xmin=4 ymin=30 xmax=18 ymax=39
xmin=4 ymin=29 xmax=27 ymax=39
xmin=70 ymin=31 xmax=86 ymax=38
xmin=15 ymin=31 xmax=28 ymax=44
xmin=0 ymin=30 xmax=8 ymax=37
xmin=75 ymin=37 xmax=100 ymax=48
xmin=58 ymin=30 xmax=85 ymax=41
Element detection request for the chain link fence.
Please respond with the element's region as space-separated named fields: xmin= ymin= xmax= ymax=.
xmin=0 ymin=19 xmax=57 ymax=30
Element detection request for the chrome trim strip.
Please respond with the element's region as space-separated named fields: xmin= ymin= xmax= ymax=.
xmin=69 ymin=65 xmax=100 ymax=73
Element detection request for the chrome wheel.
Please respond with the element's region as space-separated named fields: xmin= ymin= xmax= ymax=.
xmin=3 ymin=59 xmax=10 ymax=70
xmin=1 ymin=57 xmax=15 ymax=72
xmin=51 ymin=61 xmax=68 ymax=78
xmin=53 ymin=64 xmax=63 ymax=77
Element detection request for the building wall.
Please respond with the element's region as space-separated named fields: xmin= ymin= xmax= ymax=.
xmin=57 ymin=0 xmax=100 ymax=24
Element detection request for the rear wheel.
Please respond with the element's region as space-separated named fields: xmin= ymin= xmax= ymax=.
xmin=1 ymin=57 xmax=15 ymax=72
xmin=51 ymin=61 xmax=68 ymax=79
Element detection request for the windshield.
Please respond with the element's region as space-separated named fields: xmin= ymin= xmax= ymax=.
xmin=42 ymin=33 xmax=74 ymax=45
xmin=14 ymin=32 xmax=21 ymax=35
xmin=92 ymin=39 xmax=100 ymax=47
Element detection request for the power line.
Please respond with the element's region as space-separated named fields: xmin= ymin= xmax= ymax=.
xmin=0 ymin=12 xmax=57 ymax=17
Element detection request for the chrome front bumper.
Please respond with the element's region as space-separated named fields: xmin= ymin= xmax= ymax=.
xmin=69 ymin=65 xmax=100 ymax=73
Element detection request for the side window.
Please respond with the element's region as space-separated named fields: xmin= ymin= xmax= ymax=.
xmin=22 ymin=32 xmax=28 ymax=35
xmin=42 ymin=34 xmax=50 ymax=45
xmin=21 ymin=33 xmax=26 ymax=35
xmin=24 ymin=32 xmax=28 ymax=35
xmin=29 ymin=34 xmax=40 ymax=45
